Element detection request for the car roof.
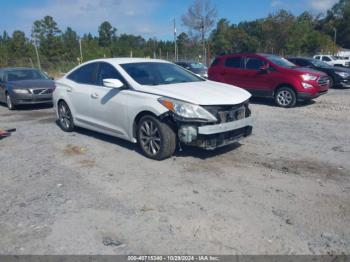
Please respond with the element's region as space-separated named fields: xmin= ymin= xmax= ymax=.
xmin=287 ymin=57 xmax=312 ymax=60
xmin=217 ymin=53 xmax=277 ymax=59
xmin=80 ymin=58 xmax=171 ymax=67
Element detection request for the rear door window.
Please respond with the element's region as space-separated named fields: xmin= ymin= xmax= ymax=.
xmin=322 ymin=56 xmax=331 ymax=62
xmin=67 ymin=62 xmax=98 ymax=85
xmin=224 ymin=57 xmax=242 ymax=68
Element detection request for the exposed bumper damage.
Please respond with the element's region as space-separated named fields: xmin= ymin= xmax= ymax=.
xmin=165 ymin=102 xmax=253 ymax=150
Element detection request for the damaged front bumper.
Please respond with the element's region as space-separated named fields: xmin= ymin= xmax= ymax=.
xmin=177 ymin=116 xmax=253 ymax=150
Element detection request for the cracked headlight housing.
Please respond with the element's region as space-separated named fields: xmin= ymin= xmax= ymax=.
xmin=158 ymin=97 xmax=217 ymax=122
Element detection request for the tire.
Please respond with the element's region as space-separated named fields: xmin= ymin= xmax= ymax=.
xmin=6 ymin=93 xmax=15 ymax=110
xmin=329 ymin=77 xmax=335 ymax=88
xmin=137 ymin=115 xmax=176 ymax=160
xmin=57 ymin=101 xmax=75 ymax=132
xmin=274 ymin=87 xmax=297 ymax=108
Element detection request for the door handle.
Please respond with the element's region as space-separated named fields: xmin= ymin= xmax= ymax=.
xmin=91 ymin=93 xmax=99 ymax=99
xmin=66 ymin=87 xmax=73 ymax=93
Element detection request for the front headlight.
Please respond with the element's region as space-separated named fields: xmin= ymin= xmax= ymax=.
xmin=335 ymin=71 xmax=349 ymax=78
xmin=158 ymin=97 xmax=217 ymax=122
xmin=301 ymin=74 xmax=317 ymax=81
xmin=13 ymin=88 xmax=30 ymax=94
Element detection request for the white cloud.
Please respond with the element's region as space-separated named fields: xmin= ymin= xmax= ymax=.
xmin=270 ymin=0 xmax=284 ymax=8
xmin=17 ymin=0 xmax=172 ymax=38
xmin=307 ymin=0 xmax=338 ymax=12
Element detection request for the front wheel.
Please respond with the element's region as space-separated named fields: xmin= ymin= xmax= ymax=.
xmin=6 ymin=93 xmax=15 ymax=110
xmin=137 ymin=115 xmax=176 ymax=160
xmin=58 ymin=101 xmax=74 ymax=132
xmin=274 ymin=87 xmax=296 ymax=108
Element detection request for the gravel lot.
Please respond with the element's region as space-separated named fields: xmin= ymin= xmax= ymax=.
xmin=0 ymin=89 xmax=349 ymax=255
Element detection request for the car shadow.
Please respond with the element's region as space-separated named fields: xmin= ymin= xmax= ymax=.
xmin=0 ymin=103 xmax=53 ymax=111
xmin=55 ymin=120 xmax=138 ymax=152
xmin=175 ymin=143 xmax=242 ymax=160
xmin=249 ymin=97 xmax=315 ymax=107
xmin=55 ymin=120 xmax=242 ymax=160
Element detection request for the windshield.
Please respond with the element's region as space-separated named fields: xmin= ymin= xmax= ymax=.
xmin=263 ymin=55 xmax=296 ymax=68
xmin=310 ymin=59 xmax=333 ymax=68
xmin=189 ymin=62 xmax=207 ymax=73
xmin=120 ymin=62 xmax=204 ymax=86
xmin=190 ymin=62 xmax=206 ymax=69
xmin=6 ymin=69 xmax=49 ymax=81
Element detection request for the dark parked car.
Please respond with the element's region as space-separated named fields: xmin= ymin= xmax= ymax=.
xmin=175 ymin=61 xmax=208 ymax=78
xmin=208 ymin=53 xmax=330 ymax=107
xmin=287 ymin=57 xmax=350 ymax=88
xmin=0 ymin=68 xmax=55 ymax=110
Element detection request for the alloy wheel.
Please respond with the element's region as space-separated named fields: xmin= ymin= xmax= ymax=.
xmin=58 ymin=102 xmax=73 ymax=130
xmin=276 ymin=90 xmax=293 ymax=106
xmin=139 ymin=119 xmax=161 ymax=156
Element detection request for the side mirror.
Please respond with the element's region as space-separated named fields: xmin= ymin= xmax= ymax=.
xmin=103 ymin=78 xmax=124 ymax=89
xmin=259 ymin=64 xmax=269 ymax=72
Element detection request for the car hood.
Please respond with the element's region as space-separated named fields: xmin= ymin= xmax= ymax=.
xmin=136 ymin=80 xmax=251 ymax=105
xmin=282 ymin=66 xmax=325 ymax=76
xmin=333 ymin=66 xmax=350 ymax=73
xmin=7 ymin=80 xmax=55 ymax=89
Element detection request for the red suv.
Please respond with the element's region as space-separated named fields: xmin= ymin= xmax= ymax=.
xmin=208 ymin=53 xmax=330 ymax=107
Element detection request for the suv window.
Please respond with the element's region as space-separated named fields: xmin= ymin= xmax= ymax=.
xmin=322 ymin=56 xmax=331 ymax=62
xmin=67 ymin=62 xmax=98 ymax=84
xmin=211 ymin=58 xmax=220 ymax=67
xmin=315 ymin=56 xmax=320 ymax=60
xmin=245 ymin=57 xmax=266 ymax=70
xmin=97 ymin=62 xmax=125 ymax=86
xmin=225 ymin=57 xmax=241 ymax=68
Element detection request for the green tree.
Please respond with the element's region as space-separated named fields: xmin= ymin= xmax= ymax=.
xmin=98 ymin=21 xmax=117 ymax=48
xmin=32 ymin=16 xmax=63 ymax=63
xmin=62 ymin=27 xmax=79 ymax=61
xmin=10 ymin=31 xmax=29 ymax=58
xmin=318 ymin=0 xmax=350 ymax=48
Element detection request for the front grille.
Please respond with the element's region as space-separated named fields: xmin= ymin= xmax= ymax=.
xmin=31 ymin=88 xmax=53 ymax=95
xmin=318 ymin=76 xmax=330 ymax=87
xmin=203 ymin=103 xmax=251 ymax=124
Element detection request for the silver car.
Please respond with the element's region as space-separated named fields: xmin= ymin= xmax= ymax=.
xmin=0 ymin=68 xmax=55 ymax=110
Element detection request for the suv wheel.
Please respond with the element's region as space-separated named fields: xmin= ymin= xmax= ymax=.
xmin=137 ymin=115 xmax=176 ymax=160
xmin=275 ymin=87 xmax=296 ymax=108
xmin=6 ymin=93 xmax=15 ymax=110
xmin=58 ymin=101 xmax=74 ymax=132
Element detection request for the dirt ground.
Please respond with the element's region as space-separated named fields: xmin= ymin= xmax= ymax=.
xmin=0 ymin=89 xmax=349 ymax=255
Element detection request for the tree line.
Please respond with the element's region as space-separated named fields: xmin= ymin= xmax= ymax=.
xmin=0 ymin=0 xmax=349 ymax=72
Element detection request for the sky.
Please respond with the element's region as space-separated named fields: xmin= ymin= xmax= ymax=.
xmin=0 ymin=0 xmax=338 ymax=40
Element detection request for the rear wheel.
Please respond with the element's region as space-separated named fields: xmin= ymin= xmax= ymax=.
xmin=6 ymin=93 xmax=15 ymax=110
xmin=137 ymin=115 xmax=176 ymax=160
xmin=275 ymin=87 xmax=296 ymax=108
xmin=58 ymin=101 xmax=74 ymax=132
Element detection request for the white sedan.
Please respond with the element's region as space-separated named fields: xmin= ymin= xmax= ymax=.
xmin=53 ymin=58 xmax=252 ymax=160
